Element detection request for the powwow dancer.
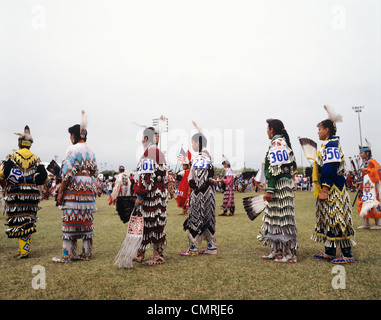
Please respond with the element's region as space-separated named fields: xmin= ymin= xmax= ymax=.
xmin=312 ymin=105 xmax=355 ymax=264
xmin=220 ymin=155 xmax=235 ymax=216
xmin=175 ymin=151 xmax=192 ymax=215
xmin=0 ymin=126 xmax=48 ymax=258
xmin=181 ymin=121 xmax=217 ymax=256
xmin=52 ymin=110 xmax=98 ymax=263
xmin=258 ymin=119 xmax=298 ymax=263
xmin=357 ymin=139 xmax=381 ymax=230
xmin=133 ymin=117 xmax=168 ymax=266
xmin=109 ymin=165 xmax=132 ymax=206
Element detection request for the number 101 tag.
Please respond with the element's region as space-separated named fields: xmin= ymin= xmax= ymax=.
xmin=139 ymin=159 xmax=155 ymax=173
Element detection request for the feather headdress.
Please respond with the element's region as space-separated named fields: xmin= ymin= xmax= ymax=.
xmin=192 ymin=120 xmax=203 ymax=134
xmin=15 ymin=125 xmax=33 ymax=147
xmin=131 ymin=115 xmax=167 ymax=134
xmin=222 ymin=154 xmax=231 ymax=166
xmin=80 ymin=110 xmax=88 ymax=139
xmin=359 ymin=138 xmax=372 ymax=153
xmin=324 ymin=105 xmax=343 ymax=123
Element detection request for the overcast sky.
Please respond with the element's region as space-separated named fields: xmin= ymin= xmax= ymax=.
xmin=1 ymin=0 xmax=380 ymax=172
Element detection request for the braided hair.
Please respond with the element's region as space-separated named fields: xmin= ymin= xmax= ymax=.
xmin=266 ymin=118 xmax=297 ymax=171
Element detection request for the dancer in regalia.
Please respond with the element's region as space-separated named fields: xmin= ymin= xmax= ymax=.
xmin=134 ymin=119 xmax=168 ymax=265
xmin=258 ymin=119 xmax=298 ymax=263
xmin=181 ymin=122 xmax=217 ymax=256
xmin=52 ymin=111 xmax=98 ymax=263
xmin=220 ymin=155 xmax=235 ymax=216
xmin=0 ymin=125 xmax=48 ymax=258
xmin=357 ymin=139 xmax=381 ymax=230
xmin=312 ymin=106 xmax=355 ymax=263
xmin=176 ymin=151 xmax=192 ymax=215
xmin=109 ymin=165 xmax=132 ymax=206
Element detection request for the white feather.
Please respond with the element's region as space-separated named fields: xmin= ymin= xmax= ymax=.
xmin=365 ymin=138 xmax=372 ymax=149
xmin=157 ymin=115 xmax=166 ymax=134
xmin=324 ymin=105 xmax=343 ymax=123
xmin=81 ymin=110 xmax=88 ymax=129
xmin=131 ymin=121 xmax=148 ymax=128
xmin=298 ymin=138 xmax=317 ymax=164
xmin=192 ymin=120 xmax=203 ymax=133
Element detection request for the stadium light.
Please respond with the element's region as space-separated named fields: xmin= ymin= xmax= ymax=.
xmin=352 ymin=106 xmax=364 ymax=147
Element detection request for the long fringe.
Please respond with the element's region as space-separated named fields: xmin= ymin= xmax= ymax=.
xmin=114 ymin=232 xmax=143 ymax=269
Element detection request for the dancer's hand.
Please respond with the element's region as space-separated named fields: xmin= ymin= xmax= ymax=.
xmin=265 ymin=192 xmax=273 ymax=202
xmin=318 ymin=187 xmax=329 ymax=202
xmin=57 ymin=191 xmax=63 ymax=205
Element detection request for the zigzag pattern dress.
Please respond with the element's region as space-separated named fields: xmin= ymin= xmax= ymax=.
xmin=183 ymin=150 xmax=216 ymax=242
xmin=60 ymin=142 xmax=97 ymax=241
xmin=311 ymin=136 xmax=355 ymax=250
xmin=135 ymin=144 xmax=168 ymax=252
xmin=0 ymin=148 xmax=48 ymax=238
xmin=258 ymin=136 xmax=298 ymax=253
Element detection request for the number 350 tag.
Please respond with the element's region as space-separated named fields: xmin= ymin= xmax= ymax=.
xmin=139 ymin=159 xmax=154 ymax=173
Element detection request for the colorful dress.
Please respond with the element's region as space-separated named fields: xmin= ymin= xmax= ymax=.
xmin=57 ymin=142 xmax=97 ymax=261
xmin=182 ymin=149 xmax=217 ymax=255
xmin=221 ymin=167 xmax=235 ymax=215
xmin=258 ymin=135 xmax=298 ymax=257
xmin=135 ymin=143 xmax=168 ymax=260
xmin=312 ymin=136 xmax=355 ymax=257
xmin=175 ymin=168 xmax=191 ymax=214
xmin=357 ymin=158 xmax=381 ymax=220
xmin=0 ymin=148 xmax=48 ymax=257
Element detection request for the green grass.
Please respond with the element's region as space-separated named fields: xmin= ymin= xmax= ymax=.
xmin=0 ymin=190 xmax=380 ymax=300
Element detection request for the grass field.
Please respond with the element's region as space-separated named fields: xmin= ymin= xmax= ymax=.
xmin=0 ymin=190 xmax=380 ymax=301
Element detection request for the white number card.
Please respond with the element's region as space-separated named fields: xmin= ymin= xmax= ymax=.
xmin=192 ymin=157 xmax=210 ymax=169
xmin=323 ymin=147 xmax=340 ymax=164
xmin=8 ymin=168 xmax=23 ymax=184
xmin=139 ymin=159 xmax=154 ymax=173
xmin=269 ymin=146 xmax=291 ymax=166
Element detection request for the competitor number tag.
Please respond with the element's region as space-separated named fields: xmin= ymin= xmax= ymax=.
xmin=192 ymin=157 xmax=210 ymax=169
xmin=139 ymin=159 xmax=154 ymax=173
xmin=269 ymin=146 xmax=291 ymax=166
xmin=323 ymin=147 xmax=340 ymax=164
xmin=8 ymin=168 xmax=23 ymax=184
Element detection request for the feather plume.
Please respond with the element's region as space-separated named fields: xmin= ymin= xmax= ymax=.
xmin=14 ymin=125 xmax=33 ymax=141
xmin=365 ymin=138 xmax=372 ymax=149
xmin=81 ymin=110 xmax=88 ymax=129
xmin=131 ymin=121 xmax=148 ymax=128
xmin=157 ymin=115 xmax=166 ymax=134
xmin=192 ymin=120 xmax=203 ymax=133
xmin=324 ymin=105 xmax=343 ymax=123
xmin=298 ymin=137 xmax=317 ymax=164
xmin=243 ymin=195 xmax=266 ymax=221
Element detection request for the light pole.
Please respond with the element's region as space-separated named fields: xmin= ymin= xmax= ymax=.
xmin=352 ymin=106 xmax=364 ymax=147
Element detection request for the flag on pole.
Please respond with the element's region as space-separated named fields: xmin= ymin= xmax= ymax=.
xmin=177 ymin=148 xmax=186 ymax=162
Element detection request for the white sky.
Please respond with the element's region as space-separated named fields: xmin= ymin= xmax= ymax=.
xmin=1 ymin=0 xmax=380 ymax=172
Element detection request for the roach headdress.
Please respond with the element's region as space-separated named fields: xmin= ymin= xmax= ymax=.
xmin=80 ymin=110 xmax=88 ymax=140
xmin=324 ymin=105 xmax=343 ymax=131
xmin=14 ymin=125 xmax=33 ymax=148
